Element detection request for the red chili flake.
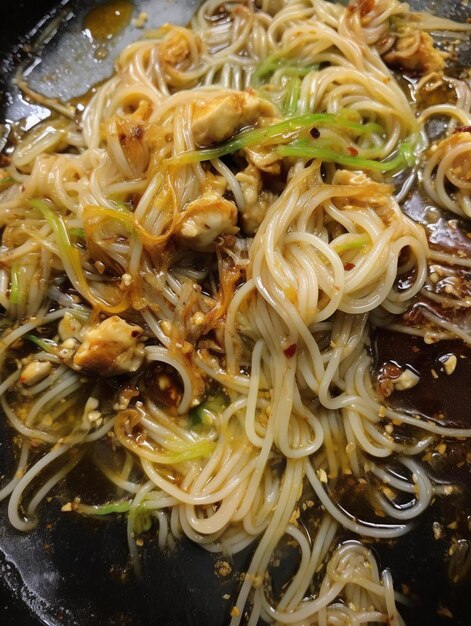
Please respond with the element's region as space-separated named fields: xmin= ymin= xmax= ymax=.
xmin=455 ymin=126 xmax=471 ymax=133
xmin=283 ymin=344 xmax=297 ymax=358
xmin=347 ymin=146 xmax=359 ymax=156
xmin=359 ymin=0 xmax=375 ymax=17
xmin=310 ymin=127 xmax=320 ymax=139
xmin=344 ymin=262 xmax=355 ymax=271
xmin=246 ymin=87 xmax=255 ymax=95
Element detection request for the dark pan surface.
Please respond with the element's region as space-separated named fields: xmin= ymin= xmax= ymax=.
xmin=0 ymin=1 xmax=470 ymax=625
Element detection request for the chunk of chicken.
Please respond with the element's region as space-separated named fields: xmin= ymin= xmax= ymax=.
xmin=236 ymin=164 xmax=262 ymax=207
xmin=203 ymin=172 xmax=228 ymax=196
xmin=159 ymin=26 xmax=203 ymax=69
xmin=450 ymin=132 xmax=471 ymax=182
xmin=383 ymin=30 xmax=445 ymax=74
xmin=332 ymin=169 xmax=420 ymax=234
xmin=174 ymin=190 xmax=239 ymax=251
xmin=192 ymin=92 xmax=278 ymax=147
xmin=333 ymin=170 xmax=373 ymax=188
xmin=333 ymin=169 xmax=393 ymax=215
xmin=435 ymin=132 xmax=471 ymax=181
xmin=58 ymin=312 xmax=83 ymax=342
xmin=73 ymin=316 xmax=145 ymax=376
xmin=244 ymin=145 xmax=281 ymax=175
xmin=235 ymin=164 xmax=276 ymax=235
xmin=242 ymin=190 xmax=275 ymax=235
xmin=108 ymin=115 xmax=149 ymax=178
xmin=161 ymin=31 xmax=190 ymax=67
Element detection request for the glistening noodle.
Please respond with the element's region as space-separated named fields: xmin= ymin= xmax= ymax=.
xmin=1 ymin=0 xmax=471 ymax=624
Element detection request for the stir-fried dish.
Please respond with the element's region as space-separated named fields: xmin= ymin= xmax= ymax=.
xmin=1 ymin=0 xmax=471 ymax=624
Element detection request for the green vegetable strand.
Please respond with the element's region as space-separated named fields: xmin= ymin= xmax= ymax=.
xmin=282 ymin=77 xmax=301 ymax=117
xmin=277 ymin=141 xmax=415 ymax=173
xmin=29 ymin=198 xmax=87 ymax=294
xmin=169 ymin=112 xmax=383 ymax=165
xmin=30 ymin=198 xmax=74 ymax=251
xmin=77 ymin=501 xmax=133 ymax=515
xmin=25 ymin=334 xmax=58 ymax=354
xmin=76 ymin=500 xmax=155 ymax=533
xmin=68 ymin=227 xmax=86 ymax=239
xmin=252 ymin=53 xmax=318 ymax=85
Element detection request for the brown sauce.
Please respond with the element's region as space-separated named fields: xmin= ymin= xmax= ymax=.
xmin=69 ymin=78 xmax=109 ymax=112
xmin=416 ymin=76 xmax=458 ymax=109
xmin=83 ymin=0 xmax=134 ymax=43
xmin=428 ymin=215 xmax=471 ymax=256
xmin=372 ymin=328 xmax=471 ymax=430
xmin=1 ymin=6 xmax=471 ymax=624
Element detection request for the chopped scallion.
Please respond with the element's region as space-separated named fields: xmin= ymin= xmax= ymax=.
xmin=68 ymin=228 xmax=86 ymax=239
xmin=277 ymin=141 xmax=415 ymax=173
xmin=30 ymin=198 xmax=84 ymax=276
xmin=252 ymin=53 xmax=318 ymax=85
xmin=77 ymin=501 xmax=133 ymax=515
xmin=25 ymin=334 xmax=58 ymax=354
xmin=189 ymin=390 xmax=228 ymax=427
xmin=282 ymin=77 xmax=301 ymax=117
xmin=332 ymin=234 xmax=370 ymax=254
xmin=169 ymin=112 xmax=383 ymax=165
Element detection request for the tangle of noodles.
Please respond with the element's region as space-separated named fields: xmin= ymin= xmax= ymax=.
xmin=1 ymin=1 xmax=471 ymax=624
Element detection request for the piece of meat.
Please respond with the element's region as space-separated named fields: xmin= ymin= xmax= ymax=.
xmin=333 ymin=170 xmax=373 ymax=187
xmin=236 ymin=164 xmax=262 ymax=207
xmin=58 ymin=312 xmax=83 ymax=342
xmin=203 ymin=171 xmax=228 ymax=196
xmin=73 ymin=316 xmax=145 ymax=376
xmin=435 ymin=132 xmax=471 ymax=182
xmin=383 ymin=30 xmax=445 ymax=75
xmin=173 ymin=190 xmax=238 ymax=251
xmin=108 ymin=115 xmax=149 ymax=178
xmin=241 ymin=190 xmax=275 ymax=235
xmin=332 ymin=169 xmax=404 ymax=227
xmin=235 ymin=164 xmax=275 ymax=234
xmin=243 ymin=145 xmax=281 ymax=175
xmin=158 ymin=26 xmax=203 ymax=69
xmin=160 ymin=31 xmax=191 ymax=67
xmin=192 ymin=92 xmax=277 ymax=147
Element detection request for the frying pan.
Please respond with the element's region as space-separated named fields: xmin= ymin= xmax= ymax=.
xmin=0 ymin=1 xmax=470 ymax=625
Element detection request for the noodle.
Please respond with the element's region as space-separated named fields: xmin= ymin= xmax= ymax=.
xmin=1 ymin=0 xmax=470 ymax=624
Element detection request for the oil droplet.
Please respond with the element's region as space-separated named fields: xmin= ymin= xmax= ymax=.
xmin=94 ymin=46 xmax=109 ymax=61
xmin=83 ymin=0 xmax=134 ymax=42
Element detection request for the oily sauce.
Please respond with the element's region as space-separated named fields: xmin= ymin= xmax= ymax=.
xmin=83 ymin=0 xmax=134 ymax=42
